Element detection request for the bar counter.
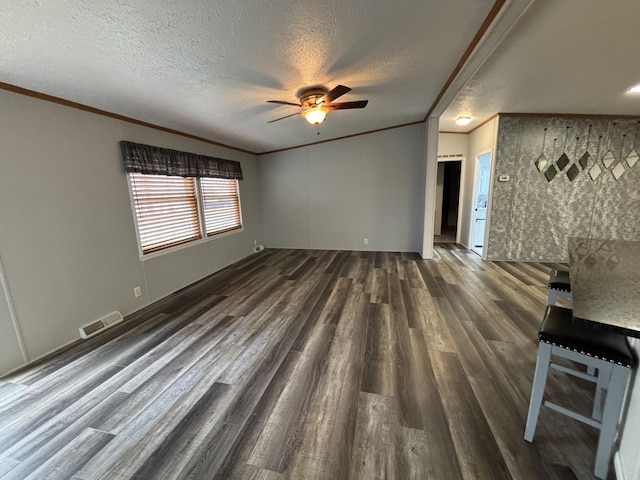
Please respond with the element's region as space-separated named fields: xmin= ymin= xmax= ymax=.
xmin=569 ymin=238 xmax=640 ymax=337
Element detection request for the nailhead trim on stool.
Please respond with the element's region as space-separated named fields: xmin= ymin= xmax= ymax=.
xmin=540 ymin=339 xmax=632 ymax=367
xmin=537 ymin=306 xmax=633 ymax=367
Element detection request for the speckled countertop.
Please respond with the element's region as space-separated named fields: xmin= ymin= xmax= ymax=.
xmin=569 ymin=238 xmax=640 ymax=337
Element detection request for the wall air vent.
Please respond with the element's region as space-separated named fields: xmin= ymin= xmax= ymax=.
xmin=79 ymin=311 xmax=123 ymax=339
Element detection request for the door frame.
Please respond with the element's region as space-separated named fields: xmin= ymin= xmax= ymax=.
xmin=469 ymin=149 xmax=493 ymax=258
xmin=435 ymin=158 xmax=464 ymax=242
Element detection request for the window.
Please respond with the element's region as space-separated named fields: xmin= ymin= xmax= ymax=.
xmin=129 ymin=173 xmax=242 ymax=255
xmin=201 ymin=177 xmax=242 ymax=236
xmin=120 ymin=140 xmax=243 ymax=256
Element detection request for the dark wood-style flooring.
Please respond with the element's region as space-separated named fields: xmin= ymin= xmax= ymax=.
xmin=0 ymin=245 xmax=613 ymax=479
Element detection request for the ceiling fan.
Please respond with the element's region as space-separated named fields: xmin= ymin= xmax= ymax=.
xmin=267 ymin=85 xmax=368 ymax=125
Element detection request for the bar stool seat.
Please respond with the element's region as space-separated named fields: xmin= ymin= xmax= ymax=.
xmin=547 ymin=269 xmax=594 ymax=375
xmin=524 ymin=305 xmax=635 ymax=480
xmin=548 ymin=269 xmax=572 ymax=305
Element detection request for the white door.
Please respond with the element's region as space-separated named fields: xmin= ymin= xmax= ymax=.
xmin=471 ymin=152 xmax=491 ymax=255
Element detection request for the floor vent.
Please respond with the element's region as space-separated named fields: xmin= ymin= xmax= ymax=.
xmin=79 ymin=311 xmax=123 ymax=339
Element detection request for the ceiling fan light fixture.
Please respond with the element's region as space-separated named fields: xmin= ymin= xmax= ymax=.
xmin=455 ymin=116 xmax=472 ymax=126
xmin=267 ymin=85 xmax=366 ymax=124
xmin=302 ymin=107 xmax=329 ymax=125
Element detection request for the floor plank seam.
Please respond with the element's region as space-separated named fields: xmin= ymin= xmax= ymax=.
xmin=0 ymin=245 xmax=608 ymax=480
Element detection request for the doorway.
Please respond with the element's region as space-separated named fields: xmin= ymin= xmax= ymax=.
xmin=470 ymin=152 xmax=492 ymax=256
xmin=434 ymin=160 xmax=461 ymax=244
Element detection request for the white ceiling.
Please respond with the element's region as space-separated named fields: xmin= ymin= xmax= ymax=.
xmin=1 ymin=0 xmax=494 ymax=153
xmin=2 ymin=1 xmax=638 ymax=154
xmin=441 ymin=0 xmax=640 ymax=132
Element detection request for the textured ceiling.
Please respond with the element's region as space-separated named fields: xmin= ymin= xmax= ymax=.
xmin=441 ymin=0 xmax=640 ymax=132
xmin=1 ymin=0 xmax=495 ymax=153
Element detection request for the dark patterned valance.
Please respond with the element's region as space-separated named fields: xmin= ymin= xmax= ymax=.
xmin=119 ymin=141 xmax=243 ymax=180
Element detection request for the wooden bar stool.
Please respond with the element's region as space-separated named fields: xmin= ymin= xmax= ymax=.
xmin=548 ymin=269 xmax=572 ymax=305
xmin=524 ymin=305 xmax=635 ymax=480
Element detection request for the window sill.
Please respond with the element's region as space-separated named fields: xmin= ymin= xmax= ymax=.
xmin=138 ymin=227 xmax=244 ymax=262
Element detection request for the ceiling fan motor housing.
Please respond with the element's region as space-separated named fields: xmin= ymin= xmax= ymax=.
xmin=299 ymin=87 xmax=328 ymax=107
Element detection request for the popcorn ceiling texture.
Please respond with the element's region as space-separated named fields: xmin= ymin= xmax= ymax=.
xmin=487 ymin=115 xmax=640 ymax=262
xmin=0 ymin=0 xmax=494 ymax=152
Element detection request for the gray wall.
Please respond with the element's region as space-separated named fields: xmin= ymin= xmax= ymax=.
xmin=487 ymin=115 xmax=640 ymax=262
xmin=0 ymin=89 xmax=262 ymax=372
xmin=0 ymin=257 xmax=25 ymax=372
xmin=259 ymin=124 xmax=424 ymax=252
xmin=437 ymin=133 xmax=468 ymax=159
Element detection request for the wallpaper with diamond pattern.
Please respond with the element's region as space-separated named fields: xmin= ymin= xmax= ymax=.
xmin=486 ymin=115 xmax=640 ymax=262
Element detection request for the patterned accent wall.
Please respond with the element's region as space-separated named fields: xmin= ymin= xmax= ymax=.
xmin=487 ymin=115 xmax=640 ymax=262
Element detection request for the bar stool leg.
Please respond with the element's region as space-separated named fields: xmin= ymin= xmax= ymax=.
xmin=592 ymin=363 xmax=612 ymax=422
xmin=525 ymin=342 xmax=552 ymax=442
xmin=594 ymin=365 xmax=631 ymax=480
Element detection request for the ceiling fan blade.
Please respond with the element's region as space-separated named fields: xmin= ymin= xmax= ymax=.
xmin=267 ymin=100 xmax=302 ymax=107
xmin=326 ymin=100 xmax=368 ymax=110
xmin=318 ymin=85 xmax=351 ymax=104
xmin=267 ymin=112 xmax=300 ymax=123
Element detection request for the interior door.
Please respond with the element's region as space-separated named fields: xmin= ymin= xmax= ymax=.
xmin=471 ymin=152 xmax=491 ymax=255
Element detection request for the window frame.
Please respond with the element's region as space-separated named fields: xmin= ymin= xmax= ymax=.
xmin=126 ymin=173 xmax=243 ymax=260
xmin=199 ymin=176 xmax=243 ymax=238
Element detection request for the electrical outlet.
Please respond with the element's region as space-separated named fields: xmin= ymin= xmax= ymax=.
xmin=134 ymin=286 xmax=142 ymax=298
xmin=254 ymin=239 xmax=257 ymax=246
xmin=364 ymin=238 xmax=369 ymax=245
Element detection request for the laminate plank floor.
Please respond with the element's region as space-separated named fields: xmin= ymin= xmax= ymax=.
xmin=0 ymin=246 xmax=614 ymax=479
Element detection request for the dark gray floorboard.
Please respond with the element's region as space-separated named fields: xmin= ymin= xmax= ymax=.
xmin=0 ymin=246 xmax=612 ymax=479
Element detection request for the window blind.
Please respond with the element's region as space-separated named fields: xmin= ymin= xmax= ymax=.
xmin=201 ymin=177 xmax=242 ymax=235
xmin=129 ymin=173 xmax=201 ymax=254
